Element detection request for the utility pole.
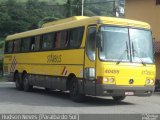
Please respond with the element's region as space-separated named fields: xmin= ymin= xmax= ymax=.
xmin=113 ymin=0 xmax=116 ymax=17
xmin=67 ymin=0 xmax=72 ymax=17
xmin=81 ymin=0 xmax=84 ymax=16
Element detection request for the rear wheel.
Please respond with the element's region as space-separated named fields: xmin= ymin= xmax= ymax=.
xmin=23 ymin=73 xmax=33 ymax=92
xmin=112 ymin=96 xmax=126 ymax=102
xmin=15 ymin=73 xmax=23 ymax=90
xmin=45 ymin=88 xmax=51 ymax=91
xmin=70 ymin=76 xmax=84 ymax=102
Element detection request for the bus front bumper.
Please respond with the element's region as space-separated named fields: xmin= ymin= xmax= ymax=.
xmin=96 ymin=84 xmax=155 ymax=96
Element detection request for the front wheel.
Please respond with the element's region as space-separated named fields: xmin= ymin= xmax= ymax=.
xmin=112 ymin=96 xmax=126 ymax=102
xmin=45 ymin=88 xmax=51 ymax=92
xmin=23 ymin=73 xmax=33 ymax=92
xmin=70 ymin=77 xmax=85 ymax=102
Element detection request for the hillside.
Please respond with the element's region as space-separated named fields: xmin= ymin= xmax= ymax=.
xmin=0 ymin=0 xmax=125 ymax=38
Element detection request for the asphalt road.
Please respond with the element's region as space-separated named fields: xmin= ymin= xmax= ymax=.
xmin=0 ymin=82 xmax=160 ymax=114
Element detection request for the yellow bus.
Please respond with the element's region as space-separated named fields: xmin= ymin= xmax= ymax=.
xmin=0 ymin=41 xmax=4 ymax=75
xmin=3 ymin=16 xmax=156 ymax=102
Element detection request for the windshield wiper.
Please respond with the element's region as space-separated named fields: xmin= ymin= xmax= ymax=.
xmin=116 ymin=42 xmax=129 ymax=65
xmin=132 ymin=42 xmax=146 ymax=66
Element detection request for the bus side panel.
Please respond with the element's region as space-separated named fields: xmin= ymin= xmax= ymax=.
xmin=5 ymin=49 xmax=85 ymax=91
xmin=3 ymin=54 xmax=15 ymax=81
xmin=26 ymin=65 xmax=84 ymax=91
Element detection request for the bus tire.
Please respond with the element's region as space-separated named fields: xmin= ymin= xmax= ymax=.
xmin=70 ymin=76 xmax=84 ymax=102
xmin=112 ymin=96 xmax=126 ymax=102
xmin=15 ymin=73 xmax=23 ymax=90
xmin=23 ymin=73 xmax=33 ymax=92
xmin=45 ymin=88 xmax=51 ymax=91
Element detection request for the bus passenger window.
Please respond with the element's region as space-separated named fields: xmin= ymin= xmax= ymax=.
xmin=62 ymin=31 xmax=68 ymax=47
xmin=55 ymin=32 xmax=61 ymax=48
xmin=5 ymin=42 xmax=13 ymax=53
xmin=21 ymin=38 xmax=31 ymax=52
xmin=31 ymin=43 xmax=35 ymax=51
xmin=30 ymin=37 xmax=35 ymax=51
xmin=55 ymin=31 xmax=68 ymax=49
xmin=35 ymin=36 xmax=41 ymax=51
xmin=13 ymin=40 xmax=21 ymax=53
xmin=86 ymin=27 xmax=96 ymax=61
xmin=4 ymin=42 xmax=8 ymax=53
xmin=41 ymin=33 xmax=54 ymax=50
xmin=8 ymin=42 xmax=13 ymax=53
xmin=4 ymin=43 xmax=7 ymax=53
xmin=69 ymin=27 xmax=84 ymax=48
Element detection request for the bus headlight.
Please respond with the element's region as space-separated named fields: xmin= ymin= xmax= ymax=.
xmin=150 ymin=80 xmax=154 ymax=84
xmin=103 ymin=78 xmax=108 ymax=83
xmin=146 ymin=78 xmax=154 ymax=85
xmin=103 ymin=77 xmax=115 ymax=84
xmin=109 ymin=78 xmax=115 ymax=83
xmin=146 ymin=79 xmax=150 ymax=84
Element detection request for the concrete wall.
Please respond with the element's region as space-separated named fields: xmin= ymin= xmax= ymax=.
xmin=125 ymin=0 xmax=160 ymax=41
xmin=155 ymin=53 xmax=160 ymax=80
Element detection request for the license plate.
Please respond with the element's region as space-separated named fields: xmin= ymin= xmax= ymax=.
xmin=125 ymin=91 xmax=134 ymax=95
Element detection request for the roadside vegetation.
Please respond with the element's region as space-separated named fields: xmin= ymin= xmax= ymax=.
xmin=0 ymin=0 xmax=124 ymax=72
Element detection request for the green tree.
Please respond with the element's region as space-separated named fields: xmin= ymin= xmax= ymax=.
xmin=0 ymin=0 xmax=29 ymax=37
xmin=38 ymin=16 xmax=59 ymax=28
xmin=66 ymin=0 xmax=81 ymax=17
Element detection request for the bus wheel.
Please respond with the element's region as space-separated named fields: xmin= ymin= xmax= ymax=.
xmin=112 ymin=96 xmax=126 ymax=102
xmin=23 ymin=73 xmax=33 ymax=92
xmin=70 ymin=77 xmax=84 ymax=102
xmin=45 ymin=88 xmax=51 ymax=92
xmin=15 ymin=73 xmax=23 ymax=90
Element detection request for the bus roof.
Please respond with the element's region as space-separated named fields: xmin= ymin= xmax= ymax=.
xmin=6 ymin=16 xmax=151 ymax=41
xmin=42 ymin=16 xmax=89 ymax=28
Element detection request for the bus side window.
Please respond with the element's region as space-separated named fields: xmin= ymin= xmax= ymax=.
xmin=9 ymin=41 xmax=14 ymax=53
xmin=35 ymin=36 xmax=41 ymax=51
xmin=55 ymin=32 xmax=61 ymax=49
xmin=21 ymin=38 xmax=31 ymax=52
xmin=4 ymin=42 xmax=9 ymax=53
xmin=13 ymin=40 xmax=21 ymax=53
xmin=5 ymin=41 xmax=13 ymax=53
xmin=55 ymin=31 xmax=68 ymax=49
xmin=86 ymin=27 xmax=96 ymax=61
xmin=41 ymin=33 xmax=54 ymax=50
xmin=69 ymin=27 xmax=84 ymax=48
xmin=52 ymin=33 xmax=56 ymax=48
xmin=30 ymin=37 xmax=35 ymax=51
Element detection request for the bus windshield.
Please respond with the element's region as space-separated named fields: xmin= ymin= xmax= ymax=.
xmin=99 ymin=26 xmax=154 ymax=64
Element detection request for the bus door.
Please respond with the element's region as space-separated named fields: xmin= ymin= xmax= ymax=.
xmin=84 ymin=26 xmax=97 ymax=95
